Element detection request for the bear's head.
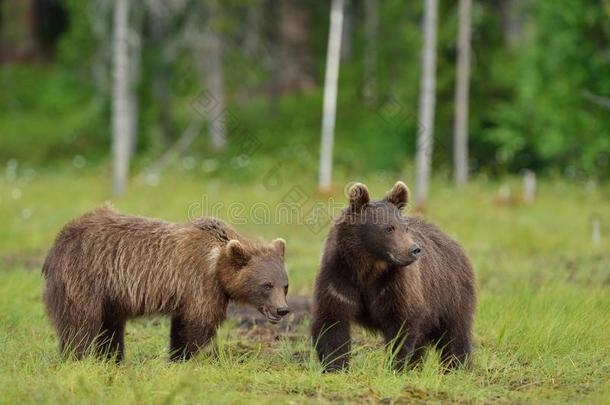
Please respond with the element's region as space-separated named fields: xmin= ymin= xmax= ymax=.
xmin=339 ymin=181 xmax=421 ymax=268
xmin=216 ymin=238 xmax=289 ymax=323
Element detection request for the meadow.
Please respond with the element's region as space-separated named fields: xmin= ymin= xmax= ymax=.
xmin=1 ymin=168 xmax=609 ymax=404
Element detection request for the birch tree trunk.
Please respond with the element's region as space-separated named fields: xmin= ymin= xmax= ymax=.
xmin=201 ymin=1 xmax=226 ymax=152
xmin=363 ymin=0 xmax=378 ymax=104
xmin=112 ymin=0 xmax=131 ymax=195
xmin=453 ymin=0 xmax=472 ymax=186
xmin=415 ymin=0 xmax=438 ymax=207
xmin=318 ymin=0 xmax=345 ymax=192
xmin=127 ymin=9 xmax=142 ymax=158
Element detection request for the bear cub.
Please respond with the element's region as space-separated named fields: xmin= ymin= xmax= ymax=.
xmin=43 ymin=206 xmax=290 ymax=361
xmin=311 ymin=182 xmax=476 ymax=371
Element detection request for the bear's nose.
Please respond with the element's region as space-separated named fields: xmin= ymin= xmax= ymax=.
xmin=276 ymin=307 xmax=290 ymax=317
xmin=409 ymin=244 xmax=422 ymax=258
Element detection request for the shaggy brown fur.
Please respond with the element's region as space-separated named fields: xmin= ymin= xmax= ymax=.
xmin=42 ymin=205 xmax=289 ymax=361
xmin=311 ymin=182 xmax=476 ymax=371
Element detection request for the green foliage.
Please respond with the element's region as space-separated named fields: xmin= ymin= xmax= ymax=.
xmin=0 ymin=65 xmax=107 ymax=164
xmin=0 ymin=0 xmax=608 ymax=179
xmin=484 ymin=1 xmax=610 ymax=178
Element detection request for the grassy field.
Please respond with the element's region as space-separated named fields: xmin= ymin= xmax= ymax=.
xmin=1 ymin=167 xmax=609 ymax=404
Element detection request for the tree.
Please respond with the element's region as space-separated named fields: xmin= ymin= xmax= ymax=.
xmin=415 ymin=0 xmax=439 ymax=207
xmin=193 ymin=0 xmax=226 ymax=152
xmin=453 ymin=0 xmax=472 ymax=186
xmin=112 ymin=0 xmax=132 ymax=195
xmin=127 ymin=6 xmax=142 ymax=158
xmin=318 ymin=0 xmax=345 ymax=192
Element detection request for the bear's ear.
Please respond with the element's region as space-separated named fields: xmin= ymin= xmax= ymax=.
xmin=385 ymin=181 xmax=409 ymax=210
xmin=348 ymin=182 xmax=370 ymax=211
xmin=226 ymin=239 xmax=251 ymax=267
xmin=271 ymin=238 xmax=286 ymax=257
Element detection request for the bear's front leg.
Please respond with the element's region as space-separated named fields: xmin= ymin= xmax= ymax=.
xmin=312 ymin=314 xmax=351 ymax=372
xmin=381 ymin=318 xmax=424 ymax=371
xmin=169 ymin=315 xmax=217 ymax=361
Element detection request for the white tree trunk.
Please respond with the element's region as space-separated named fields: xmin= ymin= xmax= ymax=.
xmin=201 ymin=1 xmax=227 ymax=152
xmin=453 ymin=0 xmax=471 ymax=186
xmin=112 ymin=0 xmax=131 ymax=195
xmin=522 ymin=170 xmax=536 ymax=203
xmin=363 ymin=0 xmax=378 ymax=104
xmin=318 ymin=0 xmax=345 ymax=192
xmin=127 ymin=10 xmax=142 ymax=158
xmin=415 ymin=0 xmax=438 ymax=207
xmin=592 ymin=218 xmax=601 ymax=246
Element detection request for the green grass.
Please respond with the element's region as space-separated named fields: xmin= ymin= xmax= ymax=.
xmin=1 ymin=167 xmax=609 ymax=403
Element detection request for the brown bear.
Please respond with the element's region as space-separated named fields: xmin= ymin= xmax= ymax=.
xmin=311 ymin=182 xmax=476 ymax=371
xmin=42 ymin=205 xmax=290 ymax=362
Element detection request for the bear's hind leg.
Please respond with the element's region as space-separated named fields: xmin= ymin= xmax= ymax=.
xmin=58 ymin=315 xmax=103 ymax=359
xmin=169 ymin=315 xmax=216 ymax=361
xmin=97 ymin=315 xmax=126 ymax=362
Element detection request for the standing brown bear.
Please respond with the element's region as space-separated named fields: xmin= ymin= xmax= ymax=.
xmin=43 ymin=205 xmax=290 ymax=361
xmin=311 ymin=182 xmax=476 ymax=371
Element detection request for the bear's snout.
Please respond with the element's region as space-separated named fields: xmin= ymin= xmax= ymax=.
xmin=409 ymin=244 xmax=422 ymax=259
xmin=259 ymin=302 xmax=290 ymax=324
xmin=390 ymin=244 xmax=422 ymax=266
xmin=276 ymin=307 xmax=290 ymax=317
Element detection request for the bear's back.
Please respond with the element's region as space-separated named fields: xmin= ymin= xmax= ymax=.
xmin=406 ymin=215 xmax=476 ymax=320
xmin=43 ymin=208 xmax=227 ymax=317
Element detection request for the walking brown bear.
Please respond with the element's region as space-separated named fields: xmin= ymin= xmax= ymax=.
xmin=42 ymin=205 xmax=290 ymax=361
xmin=311 ymin=182 xmax=476 ymax=371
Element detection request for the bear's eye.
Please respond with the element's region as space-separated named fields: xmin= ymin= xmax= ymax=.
xmin=386 ymin=225 xmax=395 ymax=233
xmin=262 ymin=283 xmax=273 ymax=290
xmin=284 ymin=285 xmax=289 ymax=295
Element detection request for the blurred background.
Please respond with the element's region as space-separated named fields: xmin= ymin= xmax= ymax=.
xmin=1 ymin=0 xmax=608 ymax=183
xmin=1 ymin=3 xmax=610 ymax=402
xmin=1 ymin=0 xmax=609 ymax=275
